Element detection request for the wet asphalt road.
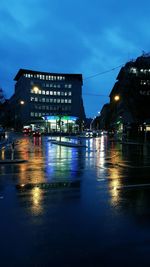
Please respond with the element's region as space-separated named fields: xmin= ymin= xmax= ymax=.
xmin=1 ymin=134 xmax=150 ymax=267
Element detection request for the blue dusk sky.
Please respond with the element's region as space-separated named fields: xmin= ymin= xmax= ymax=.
xmin=0 ymin=0 xmax=150 ymax=118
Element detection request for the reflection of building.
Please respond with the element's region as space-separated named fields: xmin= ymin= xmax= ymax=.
xmin=100 ymin=54 xmax=150 ymax=141
xmin=9 ymin=69 xmax=86 ymax=131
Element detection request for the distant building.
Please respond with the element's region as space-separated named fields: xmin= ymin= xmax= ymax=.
xmin=109 ymin=54 xmax=150 ymax=141
xmin=10 ymin=69 xmax=86 ymax=132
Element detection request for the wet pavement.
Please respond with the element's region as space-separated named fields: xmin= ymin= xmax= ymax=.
xmin=1 ymin=134 xmax=150 ymax=267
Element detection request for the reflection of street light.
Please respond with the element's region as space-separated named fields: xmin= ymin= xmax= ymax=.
xmin=114 ymin=95 xmax=120 ymax=101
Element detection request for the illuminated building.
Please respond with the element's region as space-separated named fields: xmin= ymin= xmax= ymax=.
xmin=108 ymin=54 xmax=150 ymax=141
xmin=9 ymin=69 xmax=86 ymax=132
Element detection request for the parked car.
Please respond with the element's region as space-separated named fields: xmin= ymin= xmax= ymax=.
xmin=23 ymin=128 xmax=32 ymax=135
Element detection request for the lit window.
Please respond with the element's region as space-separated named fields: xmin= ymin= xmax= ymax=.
xmin=50 ymin=91 xmax=53 ymax=95
xmin=61 ymin=99 xmax=64 ymax=103
xmin=35 ymin=113 xmax=38 ymax=117
xmin=68 ymin=99 xmax=72 ymax=103
xmin=46 ymin=91 xmax=49 ymax=95
xmin=35 ymin=97 xmax=38 ymax=102
xmin=30 ymin=97 xmax=34 ymax=101
xmin=65 ymin=92 xmax=67 ymax=96
xmin=68 ymin=91 xmax=72 ymax=96
xmin=42 ymin=90 xmax=45 ymax=95
xmin=54 ymin=91 xmax=57 ymax=95
xmin=46 ymin=99 xmax=49 ymax=103
xmin=65 ymin=99 xmax=68 ymax=103
xmin=30 ymin=112 xmax=34 ymax=117
xmin=68 ymin=84 xmax=72 ymax=88
xmin=54 ymin=99 xmax=56 ymax=103
xmin=57 ymin=99 xmax=60 ymax=103
xmin=42 ymin=98 xmax=45 ymax=102
xmin=57 ymin=91 xmax=60 ymax=95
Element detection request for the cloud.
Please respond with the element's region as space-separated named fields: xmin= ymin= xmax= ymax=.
xmin=0 ymin=0 xmax=150 ymax=116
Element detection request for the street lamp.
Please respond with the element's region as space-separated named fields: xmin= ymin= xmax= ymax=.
xmin=114 ymin=95 xmax=120 ymax=102
xmin=20 ymin=100 xmax=25 ymax=105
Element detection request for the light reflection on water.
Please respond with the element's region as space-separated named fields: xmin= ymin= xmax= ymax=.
xmin=1 ymin=135 xmax=150 ymax=266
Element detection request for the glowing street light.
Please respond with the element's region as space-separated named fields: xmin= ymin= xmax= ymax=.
xmin=114 ymin=95 xmax=120 ymax=101
xmin=20 ymin=100 xmax=25 ymax=105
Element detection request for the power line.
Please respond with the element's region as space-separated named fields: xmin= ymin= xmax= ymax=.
xmin=83 ymin=64 xmax=124 ymax=80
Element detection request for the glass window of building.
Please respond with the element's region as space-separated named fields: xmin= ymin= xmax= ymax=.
xmin=42 ymin=98 xmax=45 ymax=102
xmin=46 ymin=91 xmax=49 ymax=95
xmin=61 ymin=99 xmax=64 ymax=103
xmin=54 ymin=91 xmax=57 ymax=95
xmin=57 ymin=91 xmax=60 ymax=95
xmin=31 ymin=112 xmax=34 ymax=117
xmin=68 ymin=99 xmax=72 ymax=103
xmin=65 ymin=99 xmax=68 ymax=103
xmin=35 ymin=97 xmax=38 ymax=102
xmin=46 ymin=98 xmax=49 ymax=102
xmin=50 ymin=91 xmax=53 ymax=95
xmin=57 ymin=99 xmax=60 ymax=103
xmin=68 ymin=91 xmax=72 ymax=96
xmin=31 ymin=97 xmax=34 ymax=101
xmin=42 ymin=90 xmax=45 ymax=95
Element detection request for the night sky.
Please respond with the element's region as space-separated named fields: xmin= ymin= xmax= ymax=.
xmin=0 ymin=0 xmax=150 ymax=118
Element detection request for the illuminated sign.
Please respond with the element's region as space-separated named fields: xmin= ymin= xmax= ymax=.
xmin=42 ymin=115 xmax=78 ymax=121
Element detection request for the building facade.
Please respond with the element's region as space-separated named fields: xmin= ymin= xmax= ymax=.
xmin=10 ymin=69 xmax=86 ymax=132
xmin=108 ymin=54 xmax=150 ymax=141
